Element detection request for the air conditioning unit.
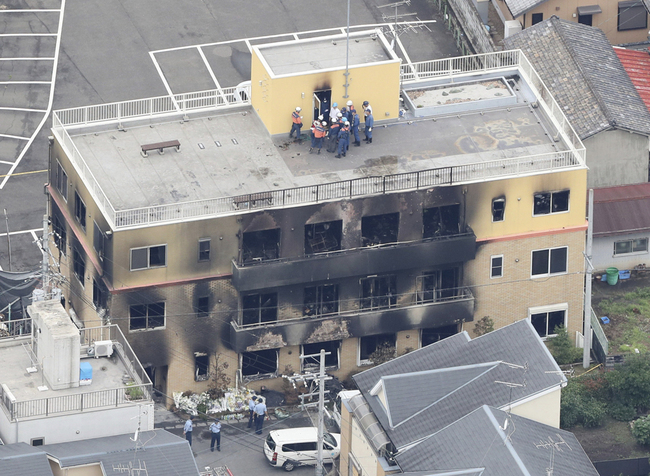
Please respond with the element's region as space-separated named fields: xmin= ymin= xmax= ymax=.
xmin=93 ymin=340 xmax=113 ymax=358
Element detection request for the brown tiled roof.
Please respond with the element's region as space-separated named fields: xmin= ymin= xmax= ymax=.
xmin=592 ymin=183 xmax=650 ymax=235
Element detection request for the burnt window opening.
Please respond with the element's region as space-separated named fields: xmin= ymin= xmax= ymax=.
xmin=305 ymin=220 xmax=342 ymax=254
xmin=304 ymin=284 xmax=339 ymax=317
xmin=196 ymin=296 xmax=209 ymax=317
xmin=92 ymin=279 xmax=107 ymax=310
xmin=421 ymin=324 xmax=459 ymax=347
xmin=129 ymin=302 xmax=165 ymax=331
xmin=242 ymin=293 xmax=277 ymax=326
xmin=73 ymin=244 xmax=85 ymax=286
xmin=55 ymin=161 xmax=68 ymax=201
xmin=362 ymin=213 xmax=399 ymax=247
xmin=302 ymin=341 xmax=340 ymax=371
xmin=74 ymin=191 xmax=86 ymax=231
xmin=242 ymin=349 xmax=278 ymax=377
xmin=52 ymin=205 xmax=67 ymax=254
xmin=359 ymin=334 xmax=396 ymax=364
xmin=533 ymin=190 xmax=569 ymax=216
xmin=423 ymin=205 xmax=460 ymax=238
xmin=361 ymin=275 xmax=396 ymax=310
xmin=93 ymin=221 xmax=105 ymax=260
xmin=416 ymin=268 xmax=459 ymax=303
xmin=242 ymin=229 xmax=280 ymax=263
xmin=195 ymin=352 xmax=209 ymax=381
xmin=492 ymin=198 xmax=505 ymax=222
xmin=198 ymin=238 xmax=211 ymax=262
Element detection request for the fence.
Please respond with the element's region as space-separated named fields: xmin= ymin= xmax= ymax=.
xmin=591 ymin=309 xmax=609 ymax=364
xmin=594 ymin=457 xmax=650 ymax=476
xmin=0 ymin=317 xmax=32 ymax=339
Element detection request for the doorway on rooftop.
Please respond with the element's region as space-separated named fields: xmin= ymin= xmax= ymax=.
xmin=313 ymin=90 xmax=331 ymax=123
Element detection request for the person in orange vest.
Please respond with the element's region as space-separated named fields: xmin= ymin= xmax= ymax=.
xmin=310 ymin=121 xmax=327 ymax=154
xmin=289 ymin=107 xmax=303 ymax=143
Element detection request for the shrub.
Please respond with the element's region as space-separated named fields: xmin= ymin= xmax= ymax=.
xmin=605 ymin=354 xmax=650 ymax=411
xmin=369 ymin=343 xmax=396 ymax=365
xmin=581 ymin=399 xmax=606 ymax=428
xmin=560 ymin=380 xmax=605 ymax=428
xmin=632 ymin=415 xmax=650 ymax=445
xmin=608 ymin=402 xmax=637 ymax=422
xmin=196 ymin=402 xmax=208 ymax=419
xmin=548 ymin=326 xmax=582 ymax=365
xmin=473 ymin=316 xmax=494 ymax=337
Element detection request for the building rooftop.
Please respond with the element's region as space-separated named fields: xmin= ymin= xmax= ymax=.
xmin=0 ymin=443 xmax=52 ymax=476
xmin=256 ymin=31 xmax=397 ymax=76
xmin=614 ymin=47 xmax=650 ymax=112
xmin=501 ymin=0 xmax=546 ymax=18
xmin=592 ymin=182 xmax=650 ymax=236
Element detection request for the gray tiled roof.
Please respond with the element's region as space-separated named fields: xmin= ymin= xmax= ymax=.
xmin=0 ymin=443 xmax=52 ymax=476
xmin=397 ymin=406 xmax=599 ymax=476
xmin=504 ymin=17 xmax=650 ymax=139
xmin=503 ymin=0 xmax=547 ymax=17
xmin=352 ymin=319 xmax=564 ymax=450
xmin=43 ymin=430 xmax=200 ymax=476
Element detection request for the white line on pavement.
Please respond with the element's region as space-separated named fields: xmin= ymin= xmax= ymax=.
xmin=197 ymin=46 xmax=221 ymax=90
xmin=0 ymin=160 xmax=15 ymax=165
xmin=0 ymin=9 xmax=61 ymax=12
xmin=0 ymin=57 xmax=54 ymax=61
xmin=0 ymin=228 xmax=41 ymax=237
xmin=0 ymin=107 xmax=48 ymax=113
xmin=0 ymin=33 xmax=58 ymax=37
xmin=0 ymin=134 xmax=30 ymax=141
xmin=0 ymin=81 xmax=51 ymax=85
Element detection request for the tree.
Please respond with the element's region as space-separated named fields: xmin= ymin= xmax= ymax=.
xmin=369 ymin=342 xmax=396 ymax=365
xmin=548 ymin=325 xmax=582 ymax=365
xmin=207 ymin=353 xmax=231 ymax=399
xmin=473 ymin=316 xmax=494 ymax=336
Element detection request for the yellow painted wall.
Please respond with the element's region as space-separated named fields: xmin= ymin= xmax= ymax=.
xmin=251 ymin=50 xmax=401 ymax=135
xmin=465 ymin=168 xmax=587 ymax=240
xmin=351 ymin=417 xmax=379 ymax=476
xmin=510 ymin=387 xmax=562 ymax=428
xmin=49 ymin=461 xmax=104 ymax=476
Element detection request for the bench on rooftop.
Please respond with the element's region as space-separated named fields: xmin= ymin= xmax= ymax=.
xmin=141 ymin=140 xmax=181 ymax=157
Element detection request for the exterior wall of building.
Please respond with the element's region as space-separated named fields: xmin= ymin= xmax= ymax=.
xmin=251 ymin=50 xmax=401 ymax=135
xmin=464 ymin=229 xmax=586 ymax=340
xmin=592 ymin=231 xmax=650 ymax=270
xmin=510 ymin=387 xmax=562 ymax=428
xmin=583 ymin=130 xmax=649 ymax=188
xmin=500 ymin=0 xmax=650 ymax=45
xmin=351 ymin=417 xmax=379 ymax=476
xmin=49 ymin=461 xmax=104 ymax=476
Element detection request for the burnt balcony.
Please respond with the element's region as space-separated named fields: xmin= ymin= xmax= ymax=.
xmin=231 ymin=227 xmax=476 ymax=292
xmin=229 ymin=287 xmax=475 ymax=353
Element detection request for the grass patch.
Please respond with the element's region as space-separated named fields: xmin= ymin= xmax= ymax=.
xmin=596 ymin=288 xmax=650 ymax=353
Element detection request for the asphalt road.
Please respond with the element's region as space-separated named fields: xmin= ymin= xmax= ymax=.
xmin=0 ymin=0 xmax=460 ymax=272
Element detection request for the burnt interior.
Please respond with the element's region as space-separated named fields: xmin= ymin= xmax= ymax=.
xmin=362 ymin=213 xmax=399 ymax=247
xmin=304 ymin=220 xmax=342 ymax=254
xmin=416 ymin=268 xmax=460 ymax=303
xmin=359 ymin=333 xmax=396 ymax=361
xmin=242 ymin=228 xmax=280 ymax=263
xmin=423 ymin=205 xmax=461 ymax=238
xmin=242 ymin=349 xmax=277 ymax=376
xmin=196 ymin=296 xmax=209 ymax=317
xmin=194 ymin=353 xmax=209 ymax=381
xmin=421 ymin=324 xmax=459 ymax=347
xmin=492 ymin=197 xmax=505 ymax=222
xmin=242 ymin=292 xmax=278 ymax=325
xmin=303 ymin=284 xmax=339 ymax=316
xmin=361 ymin=275 xmax=397 ymax=310
xmin=302 ymin=340 xmax=340 ymax=370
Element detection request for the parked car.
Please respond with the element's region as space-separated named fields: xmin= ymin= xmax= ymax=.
xmin=264 ymin=427 xmax=341 ymax=471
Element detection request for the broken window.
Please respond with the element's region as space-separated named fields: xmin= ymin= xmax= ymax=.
xmin=530 ymin=307 xmax=566 ymax=338
xmin=303 ymin=284 xmax=339 ymax=317
xmin=359 ymin=334 xmax=396 ymax=364
xmin=73 ymin=245 xmax=85 ymax=286
xmin=614 ymin=238 xmax=648 ymax=255
xmin=242 ymin=349 xmax=278 ymax=377
xmin=93 ymin=221 xmax=104 ymax=260
xmin=361 ymin=275 xmax=396 ymax=310
xmin=531 ymin=247 xmax=568 ymax=277
xmin=129 ymin=302 xmax=165 ymax=331
xmin=421 ymin=324 xmax=459 ymax=347
xmin=242 ymin=293 xmax=277 ymax=326
xmin=492 ymin=198 xmax=505 ymax=222
xmin=533 ymin=190 xmax=569 ymax=215
xmin=92 ymin=279 xmax=107 ymax=309
xmin=195 ymin=352 xmax=209 ymax=381
xmin=304 ymin=220 xmax=342 ymax=254
xmin=301 ymin=341 xmax=340 ymax=371
xmin=52 ymin=204 xmax=67 ymax=254
xmin=196 ymin=296 xmax=209 ymax=317
xmin=74 ymin=191 xmax=86 ymax=231
xmin=490 ymin=255 xmax=503 ymax=278
xmin=55 ymin=161 xmax=68 ymax=201
xmin=361 ymin=213 xmax=399 ymax=247
xmin=130 ymin=244 xmax=167 ymax=270
xmin=423 ymin=205 xmax=460 ymax=238
xmin=416 ymin=268 xmax=459 ymax=303
xmin=242 ymin=229 xmax=280 ymax=263
xmin=198 ymin=238 xmax=211 ymax=262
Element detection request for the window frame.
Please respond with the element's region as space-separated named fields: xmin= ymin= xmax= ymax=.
xmin=194 ymin=352 xmax=210 ymax=381
xmin=303 ymin=284 xmax=339 ymax=317
xmin=618 ymin=1 xmax=647 ymax=31
xmin=360 ymin=275 xmax=397 ymax=310
xmin=490 ymin=254 xmax=504 ymax=279
xmin=93 ymin=221 xmax=105 ymax=261
xmin=55 ymin=161 xmax=68 ymax=202
xmin=613 ymin=237 xmax=649 ymax=256
xmin=129 ymin=302 xmax=166 ymax=332
xmin=130 ymin=244 xmax=167 ymax=271
xmin=241 ymin=349 xmax=279 ymax=379
xmin=52 ymin=205 xmax=67 ymax=255
xmin=357 ymin=333 xmax=396 ymax=366
xmin=301 ymin=341 xmax=341 ymax=371
xmin=72 ymin=245 xmax=85 ymax=287
xmin=241 ymin=292 xmax=278 ymax=326
xmin=528 ymin=303 xmax=568 ymax=340
xmin=531 ymin=12 xmax=543 ymax=25
xmin=491 ymin=197 xmax=505 ymax=222
xmin=198 ymin=238 xmax=211 ymax=262
xmin=74 ymin=191 xmax=87 ymax=231
xmin=532 ymin=190 xmax=570 ymax=216
xmin=92 ymin=278 xmax=107 ymax=310
xmin=531 ymin=246 xmax=568 ymax=278
xmin=196 ymin=296 xmax=210 ymax=317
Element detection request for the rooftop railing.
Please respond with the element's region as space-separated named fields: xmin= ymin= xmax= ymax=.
xmin=52 ymin=50 xmax=585 ymax=231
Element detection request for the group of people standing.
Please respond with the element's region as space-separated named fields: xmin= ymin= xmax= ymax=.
xmin=288 ymin=100 xmax=374 ymax=157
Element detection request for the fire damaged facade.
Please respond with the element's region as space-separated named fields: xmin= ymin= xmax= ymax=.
xmin=47 ymin=30 xmax=588 ymax=399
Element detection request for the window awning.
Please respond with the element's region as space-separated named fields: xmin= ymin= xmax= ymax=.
xmin=577 ymin=5 xmax=602 ymax=15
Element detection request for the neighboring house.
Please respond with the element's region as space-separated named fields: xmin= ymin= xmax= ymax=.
xmin=339 ymin=319 xmax=599 ymax=476
xmin=614 ymin=45 xmax=650 ymax=114
xmin=592 ymin=182 xmax=650 ymax=270
xmin=48 ymin=29 xmax=588 ymax=399
xmin=0 ymin=300 xmax=154 ymax=446
xmin=504 ymin=16 xmax=650 ymax=188
xmin=493 ymin=0 xmax=650 ymax=45
xmin=0 ymin=430 xmax=200 ymax=476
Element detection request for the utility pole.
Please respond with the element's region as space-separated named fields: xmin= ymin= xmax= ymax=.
xmin=42 ymin=214 xmax=50 ymax=296
xmin=3 ymin=208 xmax=12 ymax=271
xmin=343 ymin=0 xmax=350 ymax=98
xmin=583 ymin=189 xmax=594 ymax=368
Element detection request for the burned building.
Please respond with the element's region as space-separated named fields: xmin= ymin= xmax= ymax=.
xmin=47 ymin=30 xmax=587 ymax=398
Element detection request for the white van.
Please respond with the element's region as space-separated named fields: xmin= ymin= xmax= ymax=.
xmin=264 ymin=427 xmax=341 ymax=471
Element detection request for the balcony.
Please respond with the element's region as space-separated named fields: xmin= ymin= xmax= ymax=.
xmin=231 ymin=228 xmax=476 ymax=292
xmin=229 ymin=287 xmax=475 ymax=353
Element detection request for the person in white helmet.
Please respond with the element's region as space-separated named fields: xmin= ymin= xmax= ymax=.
xmin=346 ymin=100 xmax=355 ymax=123
xmin=329 ymin=102 xmax=340 ymax=124
xmin=289 ymin=106 xmax=303 ymax=143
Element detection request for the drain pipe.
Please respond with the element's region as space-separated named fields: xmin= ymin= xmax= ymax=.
xmin=343 ymin=0 xmax=350 ymax=99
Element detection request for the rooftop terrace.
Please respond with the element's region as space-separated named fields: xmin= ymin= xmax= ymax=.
xmin=52 ymin=50 xmax=586 ymax=230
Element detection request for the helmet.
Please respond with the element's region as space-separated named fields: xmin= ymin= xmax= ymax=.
xmin=322 ymin=121 xmax=328 ymax=126
xmin=295 ymin=107 xmax=301 ymax=112
xmin=365 ymin=108 xmax=371 ymax=114
xmin=333 ymin=102 xmax=338 ymax=107
xmin=346 ymin=100 xmax=353 ymax=106
xmin=362 ymin=101 xmax=369 ymax=106
xmin=318 ymin=115 xmax=324 ymax=120
xmin=343 ymin=119 xmax=349 ymax=124
xmin=337 ymin=112 xmax=343 ymax=117
xmin=341 ymin=107 xmax=347 ymax=113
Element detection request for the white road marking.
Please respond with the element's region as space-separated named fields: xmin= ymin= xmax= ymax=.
xmin=0 ymin=33 xmax=57 ymax=37
xmin=0 ymin=134 xmax=30 ymax=141
xmin=0 ymin=57 xmax=55 ymax=61
xmin=197 ymin=46 xmax=221 ymax=89
xmin=0 ymin=9 xmax=61 ymax=12
xmin=0 ymin=160 xmax=15 ymax=165
xmin=0 ymin=81 xmax=51 ymax=84
xmin=148 ymin=50 xmax=179 ymax=111
xmin=0 ymin=0 xmax=66 ymax=189
xmin=0 ymin=107 xmax=48 ymax=113
xmin=0 ymin=228 xmax=41 ymax=237
xmin=30 ymin=230 xmax=39 ymax=242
